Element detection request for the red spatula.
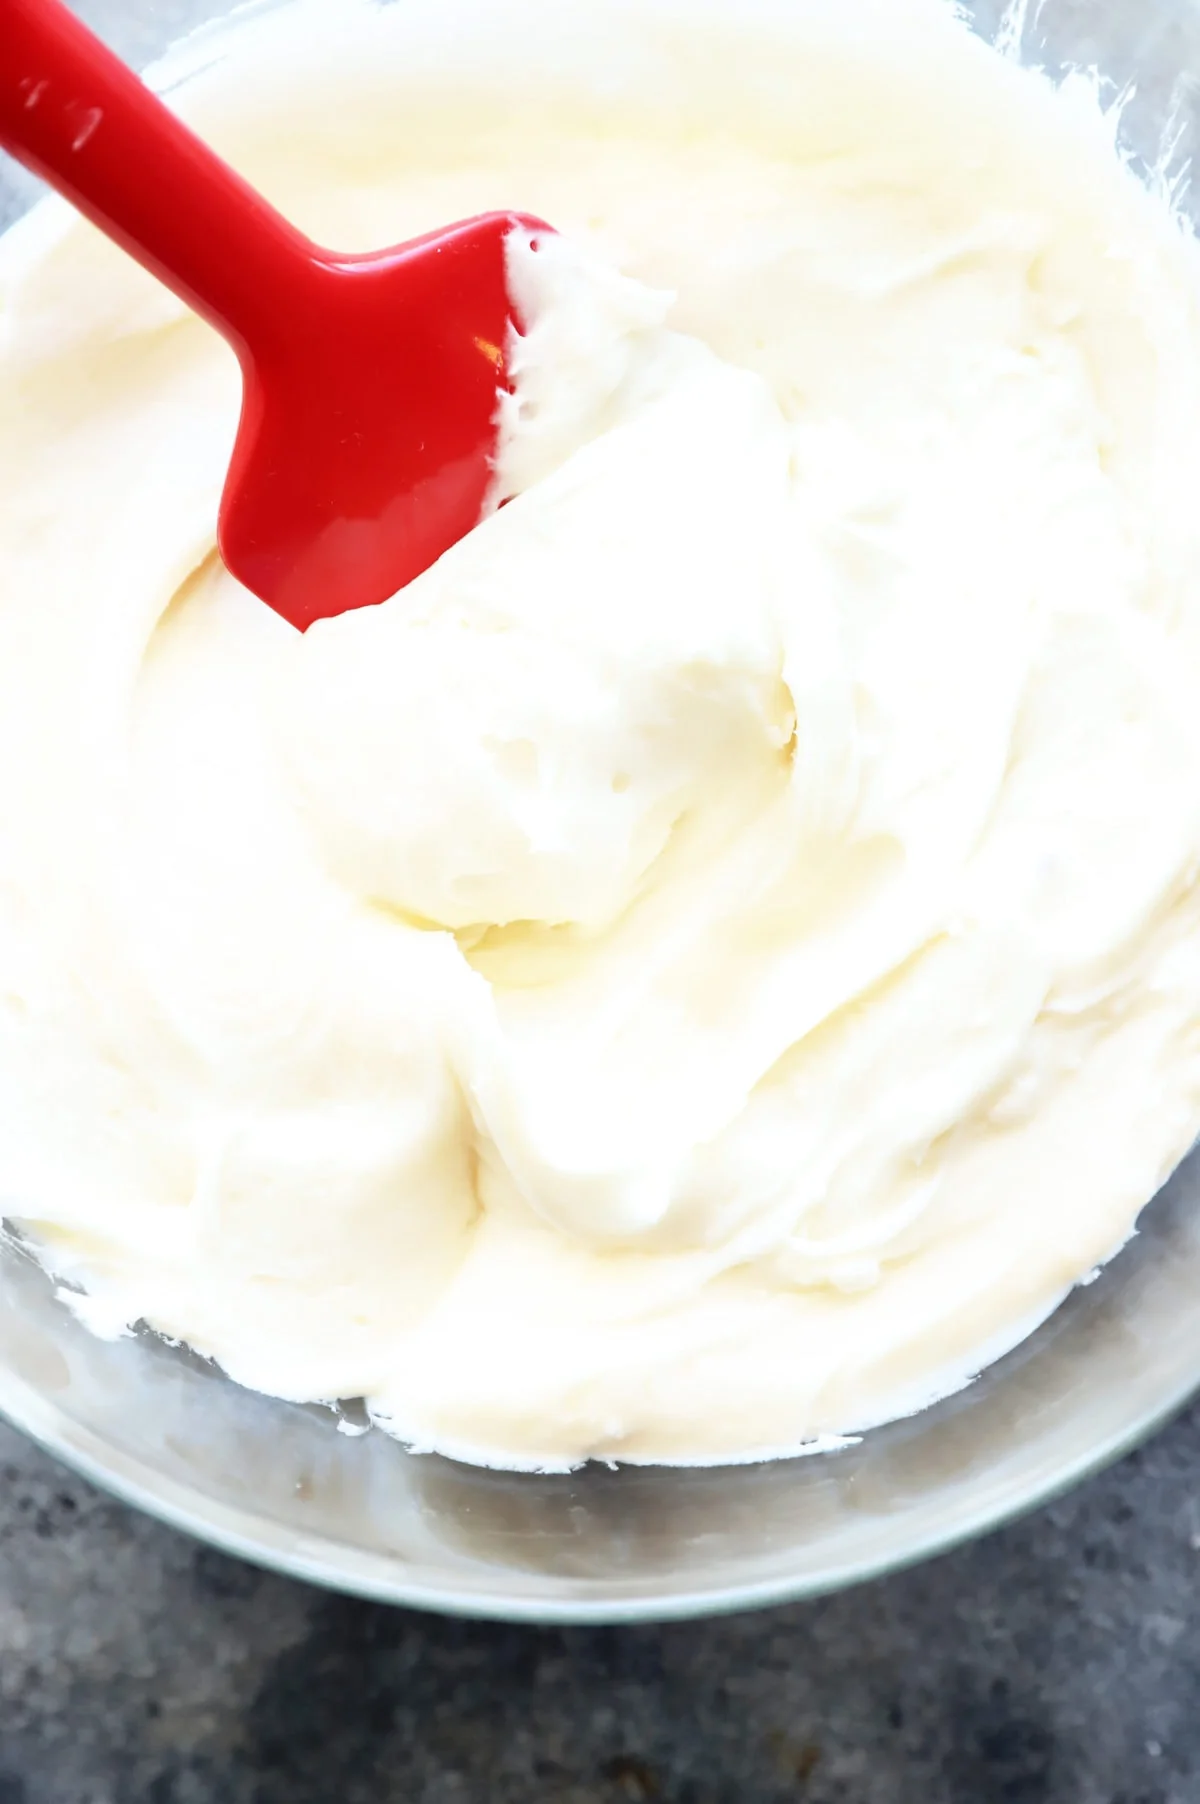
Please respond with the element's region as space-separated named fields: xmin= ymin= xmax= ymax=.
xmin=0 ymin=0 xmax=549 ymax=630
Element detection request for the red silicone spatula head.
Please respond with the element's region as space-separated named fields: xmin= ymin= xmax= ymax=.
xmin=221 ymin=212 xmax=547 ymax=632
xmin=0 ymin=0 xmax=549 ymax=631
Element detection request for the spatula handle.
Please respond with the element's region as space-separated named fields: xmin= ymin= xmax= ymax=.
xmin=0 ymin=0 xmax=318 ymax=356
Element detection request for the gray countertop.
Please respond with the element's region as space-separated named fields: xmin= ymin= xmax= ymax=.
xmin=2 ymin=1405 xmax=1199 ymax=1803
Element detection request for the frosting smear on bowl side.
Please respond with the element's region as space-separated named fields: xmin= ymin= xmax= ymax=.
xmin=3 ymin=0 xmax=1200 ymax=1470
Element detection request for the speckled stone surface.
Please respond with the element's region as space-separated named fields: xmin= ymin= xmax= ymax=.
xmin=4 ymin=2 xmax=1200 ymax=1798
xmin=2 ymin=1404 xmax=1200 ymax=1804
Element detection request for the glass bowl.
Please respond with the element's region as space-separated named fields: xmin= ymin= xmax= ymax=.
xmin=2 ymin=0 xmax=1200 ymax=1625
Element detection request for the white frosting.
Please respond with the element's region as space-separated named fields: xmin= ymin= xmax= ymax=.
xmin=4 ymin=0 xmax=1200 ymax=1469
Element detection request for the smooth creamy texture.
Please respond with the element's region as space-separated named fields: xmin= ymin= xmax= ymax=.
xmin=4 ymin=0 xmax=1200 ymax=1469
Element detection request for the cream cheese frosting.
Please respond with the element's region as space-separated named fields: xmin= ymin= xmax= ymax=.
xmin=4 ymin=0 xmax=1200 ymax=1469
